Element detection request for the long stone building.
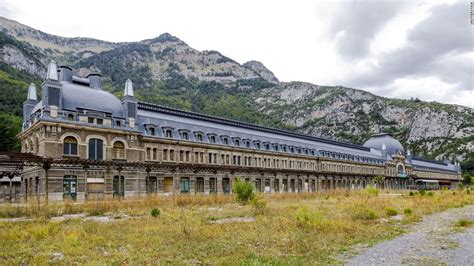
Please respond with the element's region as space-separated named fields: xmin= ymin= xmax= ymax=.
xmin=16 ymin=61 xmax=462 ymax=201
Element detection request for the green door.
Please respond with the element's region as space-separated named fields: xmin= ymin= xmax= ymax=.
xmin=113 ymin=176 xmax=125 ymax=197
xmin=63 ymin=176 xmax=77 ymax=201
xmin=148 ymin=176 xmax=157 ymax=194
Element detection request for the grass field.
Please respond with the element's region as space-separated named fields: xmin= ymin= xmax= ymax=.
xmin=1 ymin=189 xmax=473 ymax=264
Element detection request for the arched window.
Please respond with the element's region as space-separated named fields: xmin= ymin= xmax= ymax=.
xmin=88 ymin=138 xmax=104 ymax=160
xmin=397 ymin=164 xmax=404 ymax=174
xmin=113 ymin=141 xmax=125 ymax=159
xmin=63 ymin=136 xmax=78 ymax=155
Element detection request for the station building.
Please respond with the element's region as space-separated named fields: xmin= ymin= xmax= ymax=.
xmin=16 ymin=61 xmax=462 ymax=201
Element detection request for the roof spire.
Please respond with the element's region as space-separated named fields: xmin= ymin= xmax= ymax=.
xmin=46 ymin=60 xmax=58 ymax=81
xmin=124 ymin=79 xmax=134 ymax=97
xmin=27 ymin=83 xmax=37 ymax=101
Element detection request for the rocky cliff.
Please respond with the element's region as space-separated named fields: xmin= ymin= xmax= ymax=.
xmin=0 ymin=16 xmax=472 ymax=162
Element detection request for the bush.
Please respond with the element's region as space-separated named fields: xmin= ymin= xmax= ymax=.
xmin=385 ymin=207 xmax=398 ymax=217
xmin=427 ymin=191 xmax=434 ymax=197
xmin=455 ymin=219 xmax=473 ymax=227
xmin=150 ymin=208 xmax=161 ymax=218
xmin=295 ymin=206 xmax=323 ymax=229
xmin=408 ymin=191 xmax=415 ymax=196
xmin=352 ymin=207 xmax=378 ymax=220
xmin=419 ymin=189 xmax=426 ymax=196
xmin=232 ymin=178 xmax=255 ymax=204
xmin=403 ymin=208 xmax=413 ymax=215
xmin=250 ymin=194 xmax=267 ymax=215
xmin=364 ymin=185 xmax=379 ymax=197
xmin=457 ymin=182 xmax=464 ymax=190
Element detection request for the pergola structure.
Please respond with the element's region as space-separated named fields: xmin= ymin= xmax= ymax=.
xmin=0 ymin=152 xmax=329 ymax=204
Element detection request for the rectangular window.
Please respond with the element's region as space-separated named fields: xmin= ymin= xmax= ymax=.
xmin=88 ymin=117 xmax=94 ymax=124
xmin=152 ymin=148 xmax=157 ymax=160
xmin=163 ymin=149 xmax=168 ymax=161
xmin=88 ymin=138 xmax=103 ymax=160
xmin=180 ymin=178 xmax=190 ymax=193
xmin=146 ymin=147 xmax=151 ymax=160
xmin=96 ymin=118 xmax=103 ymax=125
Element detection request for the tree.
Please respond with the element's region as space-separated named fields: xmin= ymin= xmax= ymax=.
xmin=232 ymin=177 xmax=255 ymax=204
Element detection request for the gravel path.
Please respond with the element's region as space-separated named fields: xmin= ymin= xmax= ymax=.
xmin=345 ymin=205 xmax=474 ymax=266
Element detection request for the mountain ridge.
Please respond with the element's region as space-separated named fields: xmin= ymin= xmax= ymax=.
xmin=0 ymin=16 xmax=472 ymax=165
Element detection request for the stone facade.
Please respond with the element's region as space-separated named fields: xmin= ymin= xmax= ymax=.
xmin=15 ymin=61 xmax=462 ymax=202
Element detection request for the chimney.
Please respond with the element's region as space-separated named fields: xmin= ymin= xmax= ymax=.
xmin=27 ymin=83 xmax=37 ymax=101
xmin=124 ymin=79 xmax=134 ymax=97
xmin=406 ymin=149 xmax=412 ymax=164
xmin=87 ymin=73 xmax=102 ymax=89
xmin=58 ymin=66 xmax=73 ymax=82
xmin=46 ymin=60 xmax=58 ymax=81
xmin=23 ymin=83 xmax=38 ymax=128
xmin=381 ymin=143 xmax=387 ymax=160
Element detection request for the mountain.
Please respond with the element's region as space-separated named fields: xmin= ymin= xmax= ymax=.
xmin=0 ymin=16 xmax=472 ymax=169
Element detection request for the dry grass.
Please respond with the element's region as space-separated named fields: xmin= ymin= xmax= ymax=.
xmin=1 ymin=189 xmax=473 ymax=264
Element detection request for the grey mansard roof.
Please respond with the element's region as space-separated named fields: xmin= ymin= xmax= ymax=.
xmin=411 ymin=157 xmax=458 ymax=173
xmin=363 ymin=133 xmax=405 ymax=155
xmin=31 ymin=82 xmax=124 ymax=118
xmin=137 ymin=102 xmax=385 ymax=163
xmin=61 ymin=82 xmax=124 ymax=118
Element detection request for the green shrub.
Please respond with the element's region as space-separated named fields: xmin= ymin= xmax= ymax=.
xmin=456 ymin=182 xmax=464 ymax=190
xmin=295 ymin=206 xmax=323 ymax=229
xmin=427 ymin=191 xmax=434 ymax=197
xmin=364 ymin=185 xmax=379 ymax=197
xmin=408 ymin=191 xmax=415 ymax=196
xmin=150 ymin=208 xmax=161 ymax=218
xmin=232 ymin=178 xmax=255 ymax=204
xmin=455 ymin=219 xmax=473 ymax=227
xmin=419 ymin=189 xmax=426 ymax=196
xmin=250 ymin=194 xmax=267 ymax=215
xmin=384 ymin=207 xmax=398 ymax=216
xmin=352 ymin=207 xmax=378 ymax=220
xmin=403 ymin=208 xmax=413 ymax=215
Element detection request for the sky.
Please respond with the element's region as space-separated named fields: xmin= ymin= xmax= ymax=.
xmin=1 ymin=0 xmax=473 ymax=108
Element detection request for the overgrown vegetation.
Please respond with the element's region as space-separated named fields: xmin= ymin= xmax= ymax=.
xmin=232 ymin=178 xmax=255 ymax=204
xmin=1 ymin=190 xmax=472 ymax=264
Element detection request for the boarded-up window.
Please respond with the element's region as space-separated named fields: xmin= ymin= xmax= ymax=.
xmin=48 ymin=87 xmax=60 ymax=106
xmin=127 ymin=102 xmax=136 ymax=118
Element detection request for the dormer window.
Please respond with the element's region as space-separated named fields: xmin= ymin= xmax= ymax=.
xmin=208 ymin=134 xmax=217 ymax=144
xmin=273 ymin=144 xmax=279 ymax=151
xmin=221 ymin=137 xmax=229 ymax=145
xmin=181 ymin=131 xmax=189 ymax=140
xmin=149 ymin=127 xmax=155 ymax=136
xmin=264 ymin=143 xmax=270 ymax=150
xmin=282 ymin=146 xmax=287 ymax=152
xmin=254 ymin=141 xmax=261 ymax=149
xmin=304 ymin=149 xmax=308 ymax=155
xmin=97 ymin=118 xmax=103 ymax=125
xmin=116 ymin=120 xmax=122 ymax=127
xmin=297 ymin=148 xmax=302 ymax=154
xmin=195 ymin=132 xmax=204 ymax=142
xmin=234 ymin=139 xmax=240 ymax=146
xmin=244 ymin=140 xmax=251 ymax=148
xmin=164 ymin=129 xmax=173 ymax=138
xmin=88 ymin=117 xmax=94 ymax=124
xmin=289 ymin=147 xmax=294 ymax=153
xmin=67 ymin=114 xmax=74 ymax=121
